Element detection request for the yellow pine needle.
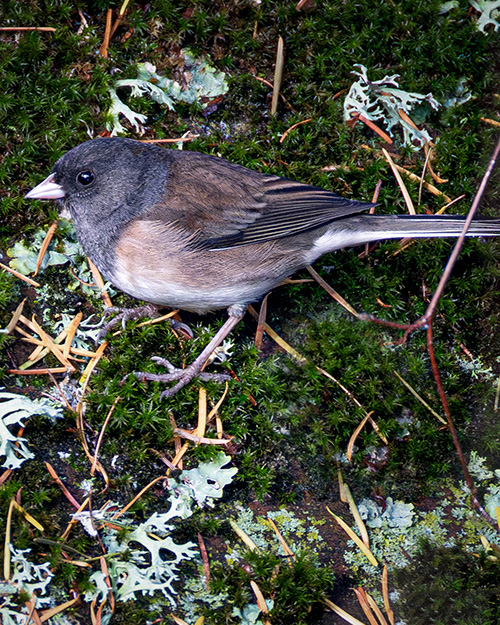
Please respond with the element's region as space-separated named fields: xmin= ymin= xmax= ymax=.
xmin=229 ymin=519 xmax=259 ymax=551
xmin=196 ymin=388 xmax=207 ymax=438
xmin=12 ymin=500 xmax=44 ymax=531
xmin=4 ymin=499 xmax=15 ymax=580
xmin=271 ymin=36 xmax=284 ymax=115
xmin=0 ymin=261 xmax=41 ymax=287
xmin=306 ymin=265 xmax=359 ymax=317
xmin=342 ymin=483 xmax=370 ymax=548
xmin=322 ymin=597 xmax=367 ymax=625
xmin=1 ymin=298 xmax=26 ymax=335
xmin=326 ymin=506 xmax=378 ymax=567
xmin=382 ymin=564 xmax=395 ymax=625
xmin=34 ymin=220 xmax=58 ymax=276
xmin=39 ymin=598 xmax=79 ymax=622
xmin=267 ymin=517 xmax=295 ymax=563
xmin=353 ymin=587 xmax=378 ymax=625
xmin=394 ymin=371 xmax=446 ymax=424
xmin=382 ymin=148 xmax=415 ymax=214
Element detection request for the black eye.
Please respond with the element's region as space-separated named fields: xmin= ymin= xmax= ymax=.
xmin=77 ymin=171 xmax=95 ymax=186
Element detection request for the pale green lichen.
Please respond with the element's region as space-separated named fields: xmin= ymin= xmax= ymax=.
xmin=7 ymin=229 xmax=77 ymax=276
xmin=177 ymin=575 xmax=229 ymax=624
xmin=225 ymin=505 xmax=324 ymax=566
xmin=470 ymin=0 xmax=500 ymax=32
xmin=343 ymin=457 xmax=500 ymax=592
xmin=0 ymin=545 xmax=55 ymax=624
xmin=106 ymin=51 xmax=229 ymax=136
xmin=344 ymin=64 xmax=440 ymax=148
xmin=81 ymin=454 xmax=237 ymax=616
xmin=232 ymin=600 xmax=275 ymax=625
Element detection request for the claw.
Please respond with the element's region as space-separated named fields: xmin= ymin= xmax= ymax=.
xmin=95 ymin=304 xmax=161 ymax=341
xmin=170 ymin=319 xmax=194 ymax=340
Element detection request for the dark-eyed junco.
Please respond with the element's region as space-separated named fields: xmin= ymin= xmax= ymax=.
xmin=25 ymin=138 xmax=500 ymax=396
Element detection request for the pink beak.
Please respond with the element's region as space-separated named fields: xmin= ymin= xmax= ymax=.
xmin=25 ymin=173 xmax=65 ymax=200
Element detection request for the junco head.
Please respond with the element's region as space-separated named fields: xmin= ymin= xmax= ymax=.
xmin=25 ymin=137 xmax=500 ymax=396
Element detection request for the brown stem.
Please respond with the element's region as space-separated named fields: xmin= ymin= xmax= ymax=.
xmin=426 ymin=322 xmax=496 ymax=528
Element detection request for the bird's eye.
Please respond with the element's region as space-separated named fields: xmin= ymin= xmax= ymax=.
xmin=76 ymin=171 xmax=95 ymax=186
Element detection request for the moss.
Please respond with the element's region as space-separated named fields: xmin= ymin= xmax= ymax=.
xmin=394 ymin=540 xmax=500 ymax=625
xmin=209 ymin=550 xmax=335 ymax=625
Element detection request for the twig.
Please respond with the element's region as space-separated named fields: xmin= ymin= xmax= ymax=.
xmin=279 ymin=118 xmax=313 ymax=143
xmin=34 ymin=221 xmax=58 ymax=276
xmin=271 ymin=36 xmax=284 ymax=116
xmin=99 ymin=8 xmax=113 ymax=58
xmin=0 ymin=262 xmax=40 ymax=287
xmin=92 ymin=397 xmax=121 ymax=475
xmin=418 ymin=137 xmax=500 ymax=326
xmin=0 ymin=27 xmax=56 ymax=32
xmin=363 ymin=136 xmax=500 ymax=532
xmin=255 ymin=292 xmax=270 ymax=349
xmin=197 ymin=533 xmax=210 ymax=587
xmin=427 ymin=322 xmax=496 ymax=525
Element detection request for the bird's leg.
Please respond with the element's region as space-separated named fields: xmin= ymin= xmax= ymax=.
xmin=96 ymin=303 xmax=193 ymax=342
xmin=134 ymin=304 xmax=247 ymax=399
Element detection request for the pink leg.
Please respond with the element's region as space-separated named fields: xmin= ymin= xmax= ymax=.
xmin=134 ymin=306 xmax=247 ymax=399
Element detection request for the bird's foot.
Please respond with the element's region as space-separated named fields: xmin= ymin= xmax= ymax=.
xmin=135 ymin=357 xmax=231 ymax=399
xmin=134 ymin=305 xmax=246 ymax=398
xmin=96 ymin=304 xmax=193 ymax=342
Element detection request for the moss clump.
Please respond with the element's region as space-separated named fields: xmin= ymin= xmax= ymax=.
xmin=394 ymin=539 xmax=500 ymax=625
xmin=208 ymin=549 xmax=335 ymax=625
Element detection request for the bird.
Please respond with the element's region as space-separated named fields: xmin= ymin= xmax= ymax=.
xmin=25 ymin=137 xmax=500 ymax=397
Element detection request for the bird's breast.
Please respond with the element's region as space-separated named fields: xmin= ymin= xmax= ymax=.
xmin=110 ymin=219 xmax=299 ymax=313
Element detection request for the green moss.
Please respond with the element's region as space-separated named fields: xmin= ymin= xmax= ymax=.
xmin=208 ymin=550 xmax=335 ymax=625
xmin=394 ymin=540 xmax=500 ymax=625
